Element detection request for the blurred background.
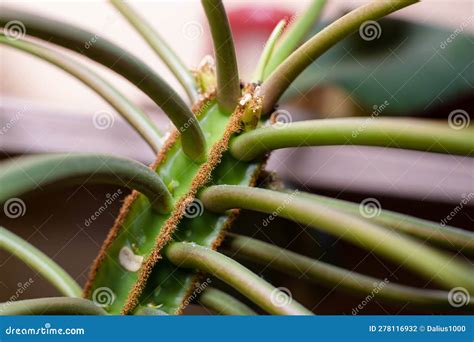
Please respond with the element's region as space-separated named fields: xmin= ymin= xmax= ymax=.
xmin=1 ymin=0 xmax=473 ymax=314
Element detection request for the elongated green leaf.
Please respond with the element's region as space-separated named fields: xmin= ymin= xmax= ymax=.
xmin=225 ymin=234 xmax=473 ymax=309
xmin=199 ymin=287 xmax=257 ymax=315
xmin=0 ymin=8 xmax=206 ymax=161
xmin=230 ymin=118 xmax=474 ymax=161
xmin=165 ymin=242 xmax=312 ymax=315
xmin=201 ymin=0 xmax=240 ymax=113
xmin=0 ymin=33 xmax=162 ymax=153
xmin=263 ymin=0 xmax=326 ymax=78
xmin=110 ymin=0 xmax=200 ymax=103
xmin=254 ymin=19 xmax=287 ymax=83
xmin=201 ymin=185 xmax=474 ymax=292
xmin=0 ymin=154 xmax=173 ymax=214
xmin=0 ymin=298 xmax=107 ymax=315
xmin=289 ymin=190 xmax=474 ymax=253
xmin=0 ymin=227 xmax=82 ymax=297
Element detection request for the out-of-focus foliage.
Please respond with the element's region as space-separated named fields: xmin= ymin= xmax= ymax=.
xmin=283 ymin=18 xmax=473 ymax=115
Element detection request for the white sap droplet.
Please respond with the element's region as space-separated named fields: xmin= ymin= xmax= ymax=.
xmin=119 ymin=246 xmax=144 ymax=272
xmin=239 ymin=93 xmax=252 ymax=106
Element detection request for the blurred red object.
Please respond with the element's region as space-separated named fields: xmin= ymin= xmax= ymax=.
xmin=203 ymin=6 xmax=294 ymax=78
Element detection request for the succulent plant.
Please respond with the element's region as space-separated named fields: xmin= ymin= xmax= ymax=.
xmin=1 ymin=0 xmax=473 ymax=316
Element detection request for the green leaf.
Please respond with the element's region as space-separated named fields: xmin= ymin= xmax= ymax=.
xmin=0 ymin=297 xmax=107 ymax=315
xmin=0 ymin=8 xmax=206 ymax=162
xmin=0 ymin=227 xmax=82 ymax=297
xmin=201 ymin=185 xmax=474 ymax=292
xmin=164 ymin=242 xmax=311 ymax=315
xmin=201 ymin=0 xmax=240 ymax=113
xmin=0 ymin=33 xmax=162 ymax=153
xmin=0 ymin=153 xmax=173 ymax=214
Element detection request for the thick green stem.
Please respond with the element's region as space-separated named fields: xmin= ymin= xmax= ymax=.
xmin=110 ymin=0 xmax=199 ymax=103
xmin=201 ymin=186 xmax=474 ymax=292
xmin=225 ymin=234 xmax=473 ymax=309
xmin=263 ymin=0 xmax=326 ymax=79
xmin=0 ymin=154 xmax=173 ymax=214
xmin=260 ymin=0 xmax=419 ymax=113
xmin=230 ymin=118 xmax=474 ymax=161
xmin=165 ymin=242 xmax=312 ymax=315
xmin=0 ymin=227 xmax=82 ymax=297
xmin=291 ymin=190 xmax=474 ymax=253
xmin=0 ymin=8 xmax=206 ymax=162
xmin=201 ymin=0 xmax=240 ymax=113
xmin=0 ymin=298 xmax=107 ymax=315
xmin=0 ymin=33 xmax=162 ymax=154
xmin=199 ymin=287 xmax=257 ymax=315
xmin=253 ymin=20 xmax=287 ymax=83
